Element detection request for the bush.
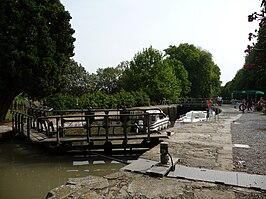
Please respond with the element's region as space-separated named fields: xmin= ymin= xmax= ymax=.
xmin=44 ymin=90 xmax=151 ymax=110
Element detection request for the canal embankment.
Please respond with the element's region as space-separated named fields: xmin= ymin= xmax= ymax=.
xmin=45 ymin=105 xmax=266 ymax=199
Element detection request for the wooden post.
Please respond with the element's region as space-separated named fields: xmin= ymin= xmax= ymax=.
xmin=17 ymin=113 xmax=21 ymax=134
xmin=104 ymin=110 xmax=109 ymax=142
xmin=123 ymin=119 xmax=128 ymax=146
xmin=27 ymin=116 xmax=30 ymax=141
xmin=145 ymin=113 xmax=151 ymax=142
xmin=14 ymin=113 xmax=18 ymax=133
xmin=86 ymin=116 xmax=90 ymax=142
xmin=56 ymin=117 xmax=59 ymax=138
xmin=60 ymin=117 xmax=64 ymax=130
xmin=21 ymin=115 xmax=24 ymax=136
xmin=57 ymin=127 xmax=62 ymax=145
xmin=37 ymin=118 xmax=40 ymax=132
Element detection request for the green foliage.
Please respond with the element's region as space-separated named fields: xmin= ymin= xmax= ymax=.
xmin=131 ymin=90 xmax=150 ymax=106
xmin=164 ymin=58 xmax=191 ymax=97
xmin=0 ymin=0 xmax=75 ymax=120
xmin=95 ymin=67 xmax=122 ymax=94
xmin=45 ymin=93 xmax=75 ymax=110
xmin=45 ymin=90 xmax=150 ymax=110
xmin=62 ymin=59 xmax=91 ymax=97
xmin=225 ymin=66 xmax=266 ymax=96
xmin=164 ymin=44 xmax=221 ymax=98
xmin=0 ymin=0 xmax=75 ymax=97
xmin=120 ymin=46 xmax=182 ymax=103
xmin=221 ymin=81 xmax=233 ymax=99
xmin=240 ymin=1 xmax=266 ymax=93
xmin=114 ymin=90 xmax=135 ymax=108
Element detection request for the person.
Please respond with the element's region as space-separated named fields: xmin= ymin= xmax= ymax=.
xmin=217 ymin=96 xmax=222 ymax=106
xmin=258 ymin=96 xmax=265 ymax=106
xmin=245 ymin=98 xmax=253 ymax=111
xmin=207 ymin=98 xmax=213 ymax=108
xmin=206 ymin=98 xmax=213 ymax=119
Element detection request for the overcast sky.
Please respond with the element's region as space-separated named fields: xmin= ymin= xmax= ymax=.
xmin=61 ymin=0 xmax=260 ymax=86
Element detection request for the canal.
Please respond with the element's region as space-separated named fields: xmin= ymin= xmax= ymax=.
xmin=0 ymin=141 xmax=135 ymax=199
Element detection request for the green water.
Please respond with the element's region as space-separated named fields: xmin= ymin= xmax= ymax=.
xmin=0 ymin=141 xmax=131 ymax=199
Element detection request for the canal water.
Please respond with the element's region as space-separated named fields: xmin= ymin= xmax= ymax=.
xmin=0 ymin=141 xmax=134 ymax=199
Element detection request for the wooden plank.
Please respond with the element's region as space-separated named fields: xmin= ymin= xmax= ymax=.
xmin=35 ymin=133 xmax=167 ymax=143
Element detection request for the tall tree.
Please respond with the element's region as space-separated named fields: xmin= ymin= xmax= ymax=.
xmin=120 ymin=46 xmax=182 ymax=103
xmin=95 ymin=67 xmax=122 ymax=94
xmin=62 ymin=59 xmax=90 ymax=97
xmin=0 ymin=0 xmax=75 ymax=120
xmin=164 ymin=44 xmax=221 ymax=98
xmin=244 ymin=0 xmax=266 ymax=92
xmin=163 ymin=58 xmax=191 ymax=97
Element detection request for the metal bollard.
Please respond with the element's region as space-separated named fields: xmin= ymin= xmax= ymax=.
xmin=160 ymin=142 xmax=169 ymax=164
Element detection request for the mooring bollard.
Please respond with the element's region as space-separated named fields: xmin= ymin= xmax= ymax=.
xmin=160 ymin=142 xmax=169 ymax=164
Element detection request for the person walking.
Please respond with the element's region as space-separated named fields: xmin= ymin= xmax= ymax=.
xmin=206 ymin=98 xmax=213 ymax=119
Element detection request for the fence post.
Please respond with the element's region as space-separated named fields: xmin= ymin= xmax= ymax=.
xmin=17 ymin=113 xmax=21 ymax=134
xmin=14 ymin=113 xmax=18 ymax=133
xmin=57 ymin=127 xmax=62 ymax=145
xmin=104 ymin=110 xmax=109 ymax=142
xmin=21 ymin=114 xmax=24 ymax=136
xmin=145 ymin=112 xmax=150 ymax=142
xmin=86 ymin=116 xmax=90 ymax=142
xmin=27 ymin=117 xmax=30 ymax=141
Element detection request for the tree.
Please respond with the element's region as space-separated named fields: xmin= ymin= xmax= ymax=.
xmin=62 ymin=59 xmax=90 ymax=97
xmin=210 ymin=63 xmax=221 ymax=97
xmin=244 ymin=0 xmax=266 ymax=91
xmin=95 ymin=67 xmax=123 ymax=94
xmin=164 ymin=44 xmax=221 ymax=98
xmin=120 ymin=46 xmax=182 ymax=103
xmin=0 ymin=0 xmax=75 ymax=121
xmin=163 ymin=58 xmax=191 ymax=97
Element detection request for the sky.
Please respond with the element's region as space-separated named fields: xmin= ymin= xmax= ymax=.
xmin=61 ymin=0 xmax=261 ymax=86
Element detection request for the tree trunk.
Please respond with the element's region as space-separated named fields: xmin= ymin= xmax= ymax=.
xmin=0 ymin=89 xmax=19 ymax=122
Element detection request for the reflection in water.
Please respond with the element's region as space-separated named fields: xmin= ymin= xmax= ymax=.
xmin=0 ymin=141 xmax=136 ymax=199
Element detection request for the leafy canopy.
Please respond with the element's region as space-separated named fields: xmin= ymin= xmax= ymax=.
xmin=0 ymin=0 xmax=75 ymax=120
xmin=120 ymin=46 xmax=182 ymax=103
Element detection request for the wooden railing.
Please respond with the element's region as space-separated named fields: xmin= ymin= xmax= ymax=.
xmin=12 ymin=107 xmax=168 ymax=147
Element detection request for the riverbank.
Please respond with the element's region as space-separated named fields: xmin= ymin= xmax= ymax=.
xmin=46 ymin=104 xmax=266 ymax=198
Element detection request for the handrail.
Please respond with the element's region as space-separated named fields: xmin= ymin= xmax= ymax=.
xmin=12 ymin=109 xmax=167 ymax=146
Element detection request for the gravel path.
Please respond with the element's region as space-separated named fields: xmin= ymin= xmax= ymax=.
xmin=231 ymin=111 xmax=266 ymax=176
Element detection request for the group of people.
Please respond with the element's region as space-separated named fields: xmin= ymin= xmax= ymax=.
xmin=206 ymin=96 xmax=265 ymax=114
xmin=239 ymin=96 xmax=265 ymax=112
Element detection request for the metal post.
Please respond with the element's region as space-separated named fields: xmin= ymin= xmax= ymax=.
xmin=160 ymin=142 xmax=169 ymax=164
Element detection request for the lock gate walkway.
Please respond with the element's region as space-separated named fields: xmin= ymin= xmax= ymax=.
xmin=12 ymin=107 xmax=170 ymax=152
